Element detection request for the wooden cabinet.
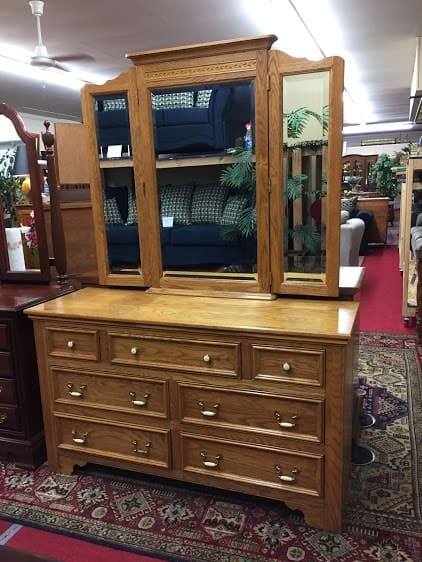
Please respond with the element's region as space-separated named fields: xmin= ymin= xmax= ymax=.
xmin=0 ymin=283 xmax=74 ymax=468
xmin=17 ymin=202 xmax=97 ymax=278
xmin=356 ymin=196 xmax=390 ymax=244
xmin=80 ymin=35 xmax=344 ymax=298
xmin=342 ymin=154 xmax=378 ymax=191
xmin=27 ymin=287 xmax=358 ymax=532
xmin=401 ymin=157 xmax=422 ymax=323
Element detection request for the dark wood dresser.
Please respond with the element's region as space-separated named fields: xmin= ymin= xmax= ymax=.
xmin=0 ymin=283 xmax=74 ymax=469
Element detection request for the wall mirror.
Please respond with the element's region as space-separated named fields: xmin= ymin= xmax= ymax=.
xmin=150 ymin=80 xmax=258 ymax=283
xmin=269 ymin=54 xmax=343 ymax=297
xmin=0 ymin=103 xmax=50 ymax=282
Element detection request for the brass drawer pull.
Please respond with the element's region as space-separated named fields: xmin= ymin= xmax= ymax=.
xmin=67 ymin=383 xmax=87 ymax=398
xmin=282 ymin=362 xmax=291 ymax=372
xmin=129 ymin=391 xmax=150 ymax=407
xmin=274 ymin=464 xmax=300 ymax=482
xmin=274 ymin=410 xmax=299 ymax=429
xmin=203 ymin=354 xmax=211 ymax=363
xmin=67 ymin=340 xmax=75 ymax=349
xmin=198 ymin=400 xmax=220 ymax=417
xmin=0 ymin=413 xmax=7 ymax=424
xmin=130 ymin=346 xmax=138 ymax=356
xmin=132 ymin=440 xmax=151 ymax=455
xmin=0 ymin=386 xmax=3 ymax=394
xmin=200 ymin=450 xmax=222 ymax=468
xmin=71 ymin=429 xmax=88 ymax=444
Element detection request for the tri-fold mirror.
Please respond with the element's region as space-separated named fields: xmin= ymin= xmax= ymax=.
xmin=0 ymin=102 xmax=50 ymax=282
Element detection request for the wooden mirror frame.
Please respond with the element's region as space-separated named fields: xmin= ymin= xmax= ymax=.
xmin=0 ymin=103 xmax=50 ymax=283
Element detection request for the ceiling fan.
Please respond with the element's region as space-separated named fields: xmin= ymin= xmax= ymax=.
xmin=28 ymin=0 xmax=93 ymax=71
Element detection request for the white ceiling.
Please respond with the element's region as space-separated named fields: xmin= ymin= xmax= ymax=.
xmin=0 ymin=0 xmax=421 ymax=142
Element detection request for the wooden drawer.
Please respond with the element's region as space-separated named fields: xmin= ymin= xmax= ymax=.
xmin=0 ymin=353 xmax=14 ymax=378
xmin=56 ymin=416 xmax=170 ymax=468
xmin=52 ymin=368 xmax=169 ymax=419
xmin=0 ymin=405 xmax=19 ymax=431
xmin=0 ymin=379 xmax=17 ymax=405
xmin=251 ymin=345 xmax=325 ymax=387
xmin=108 ymin=332 xmax=241 ymax=377
xmin=0 ymin=324 xmax=10 ymax=351
xmin=180 ymin=433 xmax=324 ymax=497
xmin=177 ymin=383 xmax=324 ymax=443
xmin=46 ymin=327 xmax=100 ymax=361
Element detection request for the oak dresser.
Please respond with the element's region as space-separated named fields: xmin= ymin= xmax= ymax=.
xmin=26 ymin=287 xmax=358 ymax=532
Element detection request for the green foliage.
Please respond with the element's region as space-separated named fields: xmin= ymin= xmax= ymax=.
xmin=372 ymin=153 xmax=398 ymax=199
xmin=284 ymin=107 xmax=322 ymax=139
xmin=0 ymin=148 xmax=22 ymax=224
xmin=286 ymin=174 xmax=308 ymax=200
xmin=288 ymin=224 xmax=321 ymax=255
xmin=220 ymin=148 xmax=256 ymax=240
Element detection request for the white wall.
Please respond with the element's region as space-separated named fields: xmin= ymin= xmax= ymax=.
xmin=0 ymin=112 xmax=77 ymax=144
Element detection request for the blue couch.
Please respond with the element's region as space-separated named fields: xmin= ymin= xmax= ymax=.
xmin=96 ymin=83 xmax=254 ymax=155
xmin=107 ymin=223 xmax=256 ymax=268
xmin=104 ymin=183 xmax=256 ymax=270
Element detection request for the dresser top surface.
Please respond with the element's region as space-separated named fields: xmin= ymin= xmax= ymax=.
xmin=25 ymin=287 xmax=358 ymax=339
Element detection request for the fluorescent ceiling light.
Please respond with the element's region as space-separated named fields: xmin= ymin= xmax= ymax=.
xmin=343 ymin=121 xmax=414 ymax=135
xmin=250 ymin=0 xmax=374 ymax=125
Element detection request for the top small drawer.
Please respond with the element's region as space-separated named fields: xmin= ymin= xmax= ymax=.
xmin=108 ymin=332 xmax=241 ymax=378
xmin=46 ymin=327 xmax=100 ymax=361
xmin=251 ymin=344 xmax=325 ymax=387
xmin=0 ymin=324 xmax=10 ymax=351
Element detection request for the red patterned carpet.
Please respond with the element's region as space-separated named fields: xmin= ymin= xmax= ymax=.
xmin=0 ymin=331 xmax=420 ymax=562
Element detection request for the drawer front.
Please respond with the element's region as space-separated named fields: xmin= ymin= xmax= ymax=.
xmin=108 ymin=332 xmax=241 ymax=377
xmin=0 ymin=353 xmax=14 ymax=378
xmin=46 ymin=327 xmax=100 ymax=361
xmin=52 ymin=368 xmax=169 ymax=418
xmin=180 ymin=433 xmax=323 ymax=497
xmin=251 ymin=345 xmax=325 ymax=387
xmin=0 ymin=324 xmax=10 ymax=351
xmin=178 ymin=383 xmax=324 ymax=443
xmin=0 ymin=379 xmax=17 ymax=404
xmin=0 ymin=405 xmax=19 ymax=430
xmin=57 ymin=416 xmax=170 ymax=468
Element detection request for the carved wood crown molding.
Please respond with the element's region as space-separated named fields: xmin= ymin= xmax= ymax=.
xmin=144 ymin=59 xmax=256 ymax=84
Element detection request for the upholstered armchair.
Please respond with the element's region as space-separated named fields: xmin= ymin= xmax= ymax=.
xmin=340 ymin=211 xmax=365 ymax=266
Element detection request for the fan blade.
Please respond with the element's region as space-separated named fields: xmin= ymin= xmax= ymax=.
xmin=53 ymin=54 xmax=95 ymax=63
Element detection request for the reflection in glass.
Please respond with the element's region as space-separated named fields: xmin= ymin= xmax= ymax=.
xmin=93 ymin=92 xmax=141 ymax=275
xmin=102 ymin=166 xmax=141 ymax=274
xmin=0 ymin=122 xmax=40 ymax=272
xmin=94 ymin=93 xmax=131 ymax=159
xmin=282 ymin=71 xmax=329 ymax=282
xmin=151 ymin=81 xmax=257 ymax=279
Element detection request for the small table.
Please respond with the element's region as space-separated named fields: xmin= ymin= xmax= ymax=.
xmin=339 ymin=266 xmax=366 ymax=300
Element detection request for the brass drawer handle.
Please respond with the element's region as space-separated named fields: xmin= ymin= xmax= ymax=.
xmin=71 ymin=429 xmax=88 ymax=444
xmin=132 ymin=440 xmax=151 ymax=455
xmin=200 ymin=450 xmax=222 ymax=468
xmin=129 ymin=391 xmax=150 ymax=407
xmin=203 ymin=354 xmax=211 ymax=363
xmin=198 ymin=400 xmax=220 ymax=417
xmin=274 ymin=410 xmax=299 ymax=429
xmin=0 ymin=413 xmax=7 ymax=424
xmin=282 ymin=362 xmax=291 ymax=372
xmin=130 ymin=346 xmax=138 ymax=356
xmin=274 ymin=464 xmax=300 ymax=482
xmin=67 ymin=340 xmax=75 ymax=349
xmin=0 ymin=385 xmax=3 ymax=394
xmin=67 ymin=383 xmax=87 ymax=398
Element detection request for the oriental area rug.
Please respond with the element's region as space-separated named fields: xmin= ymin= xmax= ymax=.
xmin=0 ymin=332 xmax=421 ymax=562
